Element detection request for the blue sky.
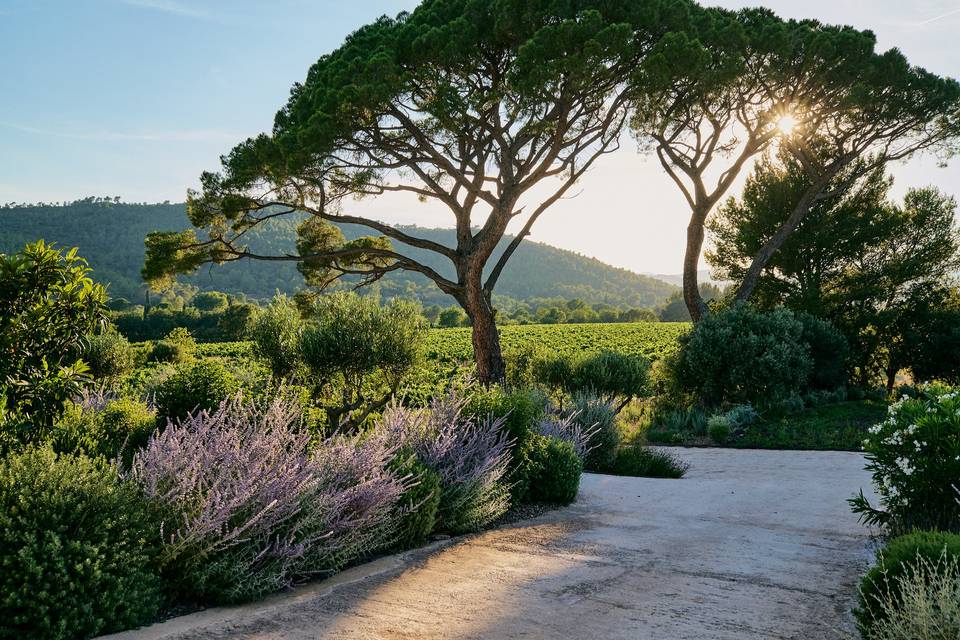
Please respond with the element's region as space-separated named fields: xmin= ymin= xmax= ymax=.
xmin=1 ymin=0 xmax=959 ymax=274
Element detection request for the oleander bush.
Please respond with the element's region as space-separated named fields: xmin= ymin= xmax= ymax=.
xmin=850 ymin=384 xmax=960 ymax=534
xmin=0 ymin=447 xmax=162 ymax=640
xmin=379 ymin=393 xmax=512 ymax=533
xmin=129 ymin=396 xmax=405 ymax=604
xmin=855 ymin=531 xmax=960 ymax=638
xmin=154 ymin=360 xmax=239 ymax=424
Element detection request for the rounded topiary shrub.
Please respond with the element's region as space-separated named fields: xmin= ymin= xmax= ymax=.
xmin=154 ymin=360 xmax=239 ymax=423
xmin=855 ymin=531 xmax=960 ymax=637
xmin=673 ymin=304 xmax=812 ymax=407
xmin=521 ymin=434 xmax=583 ymax=505
xmin=83 ymin=328 xmax=134 ymax=380
xmin=389 ymin=450 xmax=442 ymax=550
xmin=0 ymin=447 xmax=162 ymax=640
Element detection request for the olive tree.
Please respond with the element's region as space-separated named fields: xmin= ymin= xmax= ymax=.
xmin=300 ymin=293 xmax=427 ymax=431
xmin=143 ymin=0 xmax=690 ymax=383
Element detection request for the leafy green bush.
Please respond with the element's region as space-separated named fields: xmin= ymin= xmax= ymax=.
xmin=301 ymin=293 xmax=427 ymax=430
xmin=794 ymin=311 xmax=850 ymax=390
xmin=567 ymin=393 xmax=619 ymax=472
xmin=0 ymin=447 xmax=161 ymax=639
xmin=389 ymin=450 xmax=441 ymax=550
xmin=83 ymin=328 xmax=134 ymax=380
xmin=851 ymin=385 xmax=960 ymax=534
xmin=855 ymin=531 xmax=960 ymax=638
xmin=535 ymin=350 xmax=649 ymax=413
xmin=249 ymin=295 xmax=304 ymax=378
xmin=518 ymin=434 xmax=582 ymax=505
xmin=672 ymin=304 xmax=812 ymax=407
xmin=464 ymin=386 xmax=546 ymax=445
xmin=154 ymin=360 xmax=239 ymax=423
xmin=725 ymin=404 xmax=759 ymax=429
xmin=148 ymin=327 xmax=196 ymax=364
xmin=707 ymin=415 xmax=731 ymax=444
xmin=54 ymin=397 xmax=157 ymax=464
xmin=191 ymin=291 xmax=229 ymax=313
xmin=609 ymin=445 xmax=689 ymax=478
xmin=0 ymin=241 xmax=107 ymax=446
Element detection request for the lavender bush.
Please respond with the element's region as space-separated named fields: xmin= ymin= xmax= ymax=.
xmin=128 ymin=395 xmax=406 ymax=603
xmin=378 ymin=391 xmax=512 ymax=533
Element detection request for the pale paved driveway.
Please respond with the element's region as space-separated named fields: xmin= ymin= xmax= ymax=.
xmin=105 ymin=448 xmax=878 ymax=640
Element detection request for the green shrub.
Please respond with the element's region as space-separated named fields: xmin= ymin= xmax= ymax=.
xmin=858 ymin=551 xmax=960 ymax=640
xmin=389 ymin=451 xmax=442 ymax=550
xmin=464 ymin=386 xmax=546 ymax=446
xmin=0 ymin=241 xmax=108 ymax=444
xmin=851 ymin=385 xmax=960 ymax=534
xmin=191 ymin=291 xmax=229 ymax=313
xmin=707 ymin=415 xmax=731 ymax=444
xmin=0 ymin=447 xmax=161 ymax=639
xmin=567 ymin=393 xmax=619 ymax=472
xmin=154 ymin=360 xmax=239 ymax=423
xmin=535 ymin=350 xmax=650 ymax=412
xmin=83 ymin=328 xmax=134 ymax=380
xmin=725 ymin=404 xmax=759 ymax=429
xmin=54 ymin=397 xmax=157 ymax=464
xmin=217 ymin=302 xmax=258 ymax=341
xmin=856 ymin=531 xmax=960 ymax=637
xmin=250 ymin=295 xmax=304 ymax=378
xmin=148 ymin=327 xmax=196 ymax=364
xmin=516 ymin=434 xmax=582 ymax=505
xmin=609 ymin=445 xmax=689 ymax=478
xmin=794 ymin=311 xmax=849 ymax=390
xmin=301 ymin=293 xmax=427 ymax=431
xmin=673 ymin=304 xmax=812 ymax=407
xmin=503 ymin=342 xmax=544 ymax=389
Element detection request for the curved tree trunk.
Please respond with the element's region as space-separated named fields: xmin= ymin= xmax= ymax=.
xmin=463 ymin=290 xmax=505 ymax=385
xmin=683 ymin=212 xmax=710 ymax=323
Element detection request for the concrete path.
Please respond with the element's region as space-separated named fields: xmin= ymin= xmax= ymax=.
xmin=105 ymin=448 xmax=878 ymax=640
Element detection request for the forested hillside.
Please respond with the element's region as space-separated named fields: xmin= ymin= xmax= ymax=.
xmin=0 ymin=199 xmax=676 ymax=308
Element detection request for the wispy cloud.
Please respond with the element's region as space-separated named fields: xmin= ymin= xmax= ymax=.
xmin=118 ymin=0 xmax=210 ymax=19
xmin=913 ymin=6 xmax=960 ymax=26
xmin=0 ymin=121 xmax=241 ymax=143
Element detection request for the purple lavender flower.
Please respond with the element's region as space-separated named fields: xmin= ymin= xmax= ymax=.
xmin=128 ymin=394 xmax=406 ymax=603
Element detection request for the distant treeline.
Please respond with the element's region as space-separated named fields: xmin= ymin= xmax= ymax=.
xmin=0 ymin=199 xmax=677 ymax=310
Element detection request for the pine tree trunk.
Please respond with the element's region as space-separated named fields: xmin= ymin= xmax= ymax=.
xmin=683 ymin=214 xmax=710 ymax=323
xmin=461 ymin=288 xmax=505 ymax=385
